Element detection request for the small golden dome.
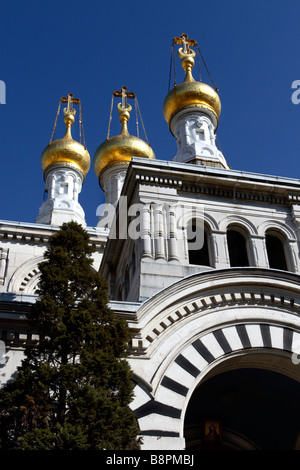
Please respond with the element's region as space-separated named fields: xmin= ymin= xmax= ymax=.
xmin=163 ymin=36 xmax=221 ymax=131
xmin=93 ymin=134 xmax=155 ymax=179
xmin=93 ymin=90 xmax=155 ymax=181
xmin=41 ymin=103 xmax=90 ymax=178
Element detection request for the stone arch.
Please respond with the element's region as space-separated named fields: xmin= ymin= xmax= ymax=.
xmin=132 ymin=267 xmax=300 ymax=346
xmin=7 ymin=256 xmax=44 ymax=295
xmin=219 ymin=217 xmax=257 ymax=267
xmin=219 ymin=215 xmax=258 ymax=236
xmin=175 ymin=209 xmax=218 ymax=268
xmin=7 ymin=254 xmax=99 ymax=296
xmin=257 ymin=219 xmax=296 ymax=240
xmin=258 ymin=220 xmax=299 ymax=272
xmin=131 ymin=322 xmax=300 ymax=449
xmin=177 ymin=208 xmax=219 ymax=232
xmin=128 ymin=268 xmax=300 ymax=449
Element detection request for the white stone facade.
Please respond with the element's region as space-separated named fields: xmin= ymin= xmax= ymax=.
xmin=0 ymin=221 xmax=107 ymax=296
xmin=100 ymin=158 xmax=300 ymax=303
xmin=2 ymin=150 xmax=300 ymax=449
xmin=2 ymin=78 xmax=300 ymax=449
xmin=95 ymin=157 xmax=300 ymax=449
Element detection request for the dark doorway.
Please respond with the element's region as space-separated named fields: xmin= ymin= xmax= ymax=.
xmin=184 ymin=368 xmax=300 ymax=450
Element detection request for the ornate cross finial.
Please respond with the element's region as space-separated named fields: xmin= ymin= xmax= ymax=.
xmin=113 ymin=86 xmax=135 ymax=110
xmin=173 ymin=34 xmax=197 ymax=82
xmin=174 ymin=33 xmax=197 ymax=54
xmin=61 ymin=93 xmax=80 ymax=116
xmin=112 ymin=86 xmax=136 ymax=136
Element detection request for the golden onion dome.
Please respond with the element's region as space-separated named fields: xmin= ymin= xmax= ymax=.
xmin=93 ymin=92 xmax=155 ymax=181
xmin=163 ymin=36 xmax=221 ymax=132
xmin=41 ymin=102 xmax=90 ymax=179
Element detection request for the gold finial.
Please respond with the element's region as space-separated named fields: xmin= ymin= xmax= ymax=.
xmin=60 ymin=93 xmax=80 ymax=138
xmin=93 ymin=86 xmax=155 ymax=180
xmin=113 ymin=86 xmax=135 ymax=136
xmin=163 ymin=34 xmax=221 ymax=131
xmin=173 ymin=33 xmax=197 ymax=82
xmin=41 ymin=93 xmax=90 ymax=178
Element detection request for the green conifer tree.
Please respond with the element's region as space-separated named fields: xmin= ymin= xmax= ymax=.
xmin=0 ymin=221 xmax=140 ymax=450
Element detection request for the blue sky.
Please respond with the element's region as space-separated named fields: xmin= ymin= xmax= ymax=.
xmin=1 ymin=0 xmax=300 ymax=227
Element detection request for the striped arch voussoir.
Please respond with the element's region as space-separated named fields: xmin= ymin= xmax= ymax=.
xmin=132 ymin=322 xmax=300 ymax=439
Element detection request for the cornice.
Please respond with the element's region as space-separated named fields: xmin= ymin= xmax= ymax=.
xmin=124 ymin=158 xmax=300 ymax=207
xmin=0 ymin=220 xmax=107 ymax=249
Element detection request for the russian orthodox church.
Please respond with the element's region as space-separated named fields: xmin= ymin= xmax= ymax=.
xmin=1 ymin=34 xmax=300 ymax=450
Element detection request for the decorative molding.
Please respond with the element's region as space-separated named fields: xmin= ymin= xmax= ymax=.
xmin=129 ymin=288 xmax=300 ymax=352
xmin=126 ymin=269 xmax=300 ymax=355
xmin=0 ymin=230 xmax=50 ymax=245
xmin=0 ymin=328 xmax=39 ymax=346
xmin=181 ymin=183 xmax=287 ymax=205
xmin=136 ymin=173 xmax=183 ymax=188
xmin=0 ymin=224 xmax=106 ymax=250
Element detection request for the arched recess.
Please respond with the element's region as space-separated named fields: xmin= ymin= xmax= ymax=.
xmin=177 ymin=208 xmax=219 ymax=233
xmin=219 ymin=215 xmax=258 ymax=236
xmin=257 ymin=219 xmax=296 ymax=240
xmin=128 ymin=268 xmax=300 ymax=450
xmin=265 ymin=229 xmax=288 ymax=270
xmin=257 ymin=221 xmax=299 ymax=273
xmin=7 ymin=256 xmax=44 ymax=295
xmin=187 ymin=220 xmax=211 ymax=267
xmin=226 ymin=225 xmax=250 ymax=267
xmin=219 ymin=218 xmax=257 ymax=267
xmin=7 ymin=255 xmax=99 ymax=296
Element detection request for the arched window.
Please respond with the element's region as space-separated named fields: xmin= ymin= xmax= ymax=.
xmin=188 ymin=219 xmax=210 ymax=266
xmin=124 ymin=267 xmax=130 ymax=299
xmin=265 ymin=231 xmax=287 ymax=270
xmin=227 ymin=229 xmax=249 ymax=267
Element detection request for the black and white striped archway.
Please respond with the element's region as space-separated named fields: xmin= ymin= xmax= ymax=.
xmin=131 ymin=322 xmax=300 ymax=448
xmin=128 ymin=268 xmax=300 ymax=450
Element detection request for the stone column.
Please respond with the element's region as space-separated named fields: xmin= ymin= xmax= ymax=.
xmin=167 ymin=206 xmax=179 ymax=261
xmin=0 ymin=248 xmax=9 ymax=285
xmin=251 ymin=235 xmax=269 ymax=268
xmin=153 ymin=204 xmax=165 ymax=260
xmin=287 ymin=239 xmax=300 ymax=273
xmin=141 ymin=203 xmax=152 ymax=259
xmin=211 ymin=231 xmax=230 ymax=269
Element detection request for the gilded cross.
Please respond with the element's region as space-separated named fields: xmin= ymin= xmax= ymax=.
xmin=174 ymin=33 xmax=197 ymax=53
xmin=113 ymin=86 xmax=135 ymax=109
xmin=61 ymin=93 xmax=80 ymax=113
